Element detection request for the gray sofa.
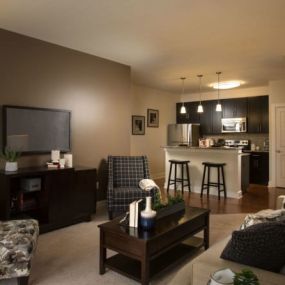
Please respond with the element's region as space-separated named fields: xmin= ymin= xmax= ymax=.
xmin=170 ymin=196 xmax=285 ymax=285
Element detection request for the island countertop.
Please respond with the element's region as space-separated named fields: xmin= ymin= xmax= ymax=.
xmin=162 ymin=146 xmax=249 ymax=153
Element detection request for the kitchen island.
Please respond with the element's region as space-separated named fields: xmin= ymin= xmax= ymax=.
xmin=163 ymin=146 xmax=250 ymax=199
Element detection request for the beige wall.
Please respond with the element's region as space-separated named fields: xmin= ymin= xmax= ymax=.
xmin=131 ymin=84 xmax=178 ymax=178
xmin=0 ymin=29 xmax=131 ymax=199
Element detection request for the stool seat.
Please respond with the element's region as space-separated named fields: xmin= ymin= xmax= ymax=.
xmin=202 ymin=162 xmax=226 ymax=167
xmin=167 ymin=160 xmax=191 ymax=195
xmin=169 ymin=160 xmax=190 ymax=164
xmin=200 ymin=162 xmax=227 ymax=200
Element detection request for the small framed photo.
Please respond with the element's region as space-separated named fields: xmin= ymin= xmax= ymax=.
xmin=132 ymin=115 xmax=145 ymax=135
xmin=147 ymin=109 xmax=159 ymax=127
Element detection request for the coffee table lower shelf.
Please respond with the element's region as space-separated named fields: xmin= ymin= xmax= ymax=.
xmin=105 ymin=237 xmax=204 ymax=282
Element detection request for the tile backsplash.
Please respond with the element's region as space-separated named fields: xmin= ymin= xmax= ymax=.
xmin=204 ymin=133 xmax=269 ymax=151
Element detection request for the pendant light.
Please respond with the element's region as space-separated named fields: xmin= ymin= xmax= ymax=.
xmin=180 ymin=77 xmax=187 ymax=114
xmin=197 ymin=74 xmax=204 ymax=113
xmin=216 ymin=71 xmax=222 ymax=112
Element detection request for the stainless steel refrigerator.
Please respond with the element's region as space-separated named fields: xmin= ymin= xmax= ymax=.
xmin=167 ymin=124 xmax=200 ymax=146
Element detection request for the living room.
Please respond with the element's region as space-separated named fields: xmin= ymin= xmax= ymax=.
xmin=0 ymin=1 xmax=285 ymax=285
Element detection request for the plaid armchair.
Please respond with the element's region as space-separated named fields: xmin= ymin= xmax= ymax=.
xmin=107 ymin=155 xmax=157 ymax=219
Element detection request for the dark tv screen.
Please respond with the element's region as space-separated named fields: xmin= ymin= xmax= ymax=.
xmin=3 ymin=106 xmax=71 ymax=153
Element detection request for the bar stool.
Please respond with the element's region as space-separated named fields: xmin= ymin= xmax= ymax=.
xmin=200 ymin=162 xmax=227 ymax=200
xmin=167 ymin=160 xmax=191 ymax=195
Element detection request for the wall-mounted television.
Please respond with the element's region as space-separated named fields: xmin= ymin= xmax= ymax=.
xmin=2 ymin=105 xmax=71 ymax=153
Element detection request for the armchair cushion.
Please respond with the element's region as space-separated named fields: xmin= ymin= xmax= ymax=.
xmin=113 ymin=156 xmax=147 ymax=187
xmin=0 ymin=219 xmax=39 ymax=280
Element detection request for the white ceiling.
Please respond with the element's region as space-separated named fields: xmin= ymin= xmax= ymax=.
xmin=0 ymin=0 xmax=285 ymax=93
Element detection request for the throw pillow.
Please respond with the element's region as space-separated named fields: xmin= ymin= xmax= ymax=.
xmin=240 ymin=209 xmax=285 ymax=229
xmin=221 ymin=221 xmax=285 ymax=273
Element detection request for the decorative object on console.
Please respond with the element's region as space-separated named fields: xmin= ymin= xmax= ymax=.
xmin=64 ymin=153 xmax=73 ymax=167
xmin=179 ymin=77 xmax=187 ymax=114
xmin=132 ymin=115 xmax=145 ymax=135
xmin=147 ymin=109 xmax=159 ymax=127
xmin=59 ymin=158 xmax=65 ymax=169
xmin=51 ymin=149 xmax=60 ymax=162
xmin=140 ymin=196 xmax=157 ymax=230
xmin=0 ymin=148 xmax=21 ymax=172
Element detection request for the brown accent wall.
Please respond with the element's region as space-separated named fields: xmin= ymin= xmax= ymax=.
xmin=0 ymin=29 xmax=131 ymax=200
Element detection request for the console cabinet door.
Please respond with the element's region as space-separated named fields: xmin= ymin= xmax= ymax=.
xmin=47 ymin=169 xmax=74 ymax=224
xmin=72 ymin=169 xmax=96 ymax=218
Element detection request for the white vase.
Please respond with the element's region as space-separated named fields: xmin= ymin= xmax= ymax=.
xmin=141 ymin=197 xmax=157 ymax=218
xmin=5 ymin=162 xmax=18 ymax=172
xmin=140 ymin=197 xmax=157 ymax=230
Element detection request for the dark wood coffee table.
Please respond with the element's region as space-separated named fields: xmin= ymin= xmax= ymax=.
xmin=98 ymin=207 xmax=210 ymax=285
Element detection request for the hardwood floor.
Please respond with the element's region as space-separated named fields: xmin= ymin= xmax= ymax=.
xmin=155 ymin=178 xmax=285 ymax=214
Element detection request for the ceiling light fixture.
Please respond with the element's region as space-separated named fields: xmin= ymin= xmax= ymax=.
xmin=180 ymin=77 xmax=187 ymax=114
xmin=197 ymin=75 xmax=204 ymax=113
xmin=216 ymin=72 xmax=222 ymax=112
xmin=212 ymin=80 xmax=241 ymax=90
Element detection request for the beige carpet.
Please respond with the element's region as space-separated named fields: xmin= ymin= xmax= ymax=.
xmin=22 ymin=208 xmax=246 ymax=285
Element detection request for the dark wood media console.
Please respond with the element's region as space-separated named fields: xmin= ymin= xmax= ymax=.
xmin=0 ymin=166 xmax=96 ymax=233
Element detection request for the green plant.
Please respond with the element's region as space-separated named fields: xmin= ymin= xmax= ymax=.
xmin=234 ymin=269 xmax=259 ymax=285
xmin=153 ymin=191 xmax=184 ymax=211
xmin=0 ymin=148 xmax=21 ymax=162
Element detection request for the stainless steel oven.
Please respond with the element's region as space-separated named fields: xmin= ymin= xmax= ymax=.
xmin=221 ymin=117 xmax=247 ymax=133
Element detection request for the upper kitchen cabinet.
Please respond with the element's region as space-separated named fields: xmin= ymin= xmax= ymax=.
xmin=176 ymin=102 xmax=200 ymax=124
xmin=222 ymin=98 xmax=247 ymax=118
xmin=212 ymin=101 xmax=223 ymax=134
xmin=247 ymin=95 xmax=269 ymax=133
xmin=199 ymin=101 xmax=213 ymax=135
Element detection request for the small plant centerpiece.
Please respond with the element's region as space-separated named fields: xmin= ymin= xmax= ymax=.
xmin=233 ymin=269 xmax=259 ymax=285
xmin=153 ymin=191 xmax=185 ymax=219
xmin=0 ymin=148 xmax=21 ymax=172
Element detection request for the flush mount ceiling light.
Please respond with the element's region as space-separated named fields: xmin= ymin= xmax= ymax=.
xmin=212 ymin=80 xmax=241 ymax=90
xmin=197 ymin=74 xmax=204 ymax=113
xmin=180 ymin=77 xmax=187 ymax=114
xmin=216 ymin=71 xmax=222 ymax=112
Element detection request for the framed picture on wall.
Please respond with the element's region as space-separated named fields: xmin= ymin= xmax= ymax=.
xmin=132 ymin=115 xmax=145 ymax=135
xmin=147 ymin=109 xmax=159 ymax=127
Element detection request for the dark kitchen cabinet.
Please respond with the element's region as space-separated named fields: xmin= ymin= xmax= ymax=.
xmin=212 ymin=101 xmax=222 ymax=134
xmin=199 ymin=101 xmax=213 ymax=135
xmin=247 ymin=96 xmax=269 ymax=133
xmin=249 ymin=152 xmax=269 ymax=185
xmin=176 ymin=102 xmax=200 ymax=124
xmin=222 ymin=98 xmax=247 ymax=118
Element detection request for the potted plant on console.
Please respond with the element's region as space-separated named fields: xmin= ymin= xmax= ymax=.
xmin=0 ymin=148 xmax=21 ymax=172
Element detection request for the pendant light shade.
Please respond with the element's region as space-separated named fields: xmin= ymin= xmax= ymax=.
xmin=216 ymin=103 xmax=222 ymax=112
xmin=197 ymin=74 xmax=204 ymax=113
xmin=180 ymin=104 xmax=187 ymax=114
xmin=216 ymin=71 xmax=222 ymax=112
xmin=180 ymin=77 xmax=187 ymax=114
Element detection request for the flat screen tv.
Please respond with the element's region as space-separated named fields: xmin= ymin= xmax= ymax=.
xmin=2 ymin=105 xmax=71 ymax=153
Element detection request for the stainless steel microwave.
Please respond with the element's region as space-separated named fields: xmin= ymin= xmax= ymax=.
xmin=221 ymin=117 xmax=247 ymax=133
